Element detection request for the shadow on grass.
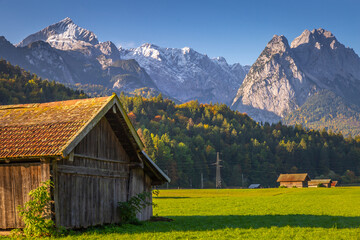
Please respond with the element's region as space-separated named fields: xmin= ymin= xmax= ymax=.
xmin=84 ymin=215 xmax=360 ymax=235
xmin=153 ymin=197 xmax=190 ymax=199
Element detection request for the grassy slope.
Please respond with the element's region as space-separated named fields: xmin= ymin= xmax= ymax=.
xmin=17 ymin=188 xmax=359 ymax=240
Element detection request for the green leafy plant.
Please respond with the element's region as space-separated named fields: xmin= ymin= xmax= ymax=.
xmin=279 ymin=185 xmax=287 ymax=188
xmin=11 ymin=180 xmax=56 ymax=238
xmin=152 ymin=189 xmax=160 ymax=197
xmin=118 ymin=191 xmax=154 ymax=225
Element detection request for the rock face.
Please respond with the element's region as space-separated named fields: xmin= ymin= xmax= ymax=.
xmin=17 ymin=17 xmax=99 ymax=51
xmin=231 ymin=29 xmax=360 ymax=123
xmin=3 ymin=18 xmax=249 ymax=102
xmin=120 ymin=44 xmax=249 ymax=104
xmin=0 ymin=18 xmax=156 ymax=93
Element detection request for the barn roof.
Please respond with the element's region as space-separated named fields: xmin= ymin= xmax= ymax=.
xmin=248 ymin=184 xmax=261 ymax=189
xmin=277 ymin=173 xmax=310 ymax=182
xmin=0 ymin=94 xmax=169 ymax=184
xmin=0 ymin=96 xmax=110 ymax=158
xmin=308 ymin=179 xmax=332 ymax=184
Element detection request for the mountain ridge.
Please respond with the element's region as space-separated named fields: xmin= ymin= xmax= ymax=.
xmin=120 ymin=43 xmax=249 ymax=104
xmin=1 ymin=18 xmax=248 ymax=104
xmin=231 ymin=28 xmax=360 ymax=126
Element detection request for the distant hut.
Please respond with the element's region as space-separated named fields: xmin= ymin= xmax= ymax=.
xmin=248 ymin=184 xmax=261 ymax=189
xmin=277 ymin=173 xmax=310 ymax=188
xmin=308 ymin=179 xmax=332 ymax=188
xmin=331 ymin=181 xmax=338 ymax=187
xmin=0 ymin=94 xmax=170 ymax=229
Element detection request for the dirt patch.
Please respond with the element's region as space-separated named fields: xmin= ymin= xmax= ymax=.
xmin=0 ymin=231 xmax=11 ymax=236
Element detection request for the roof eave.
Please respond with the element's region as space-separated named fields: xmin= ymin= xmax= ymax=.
xmin=141 ymin=150 xmax=170 ymax=184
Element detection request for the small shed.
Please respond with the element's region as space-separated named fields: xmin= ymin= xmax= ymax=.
xmin=248 ymin=184 xmax=261 ymax=189
xmin=331 ymin=181 xmax=338 ymax=187
xmin=0 ymin=94 xmax=170 ymax=229
xmin=277 ymin=173 xmax=310 ymax=188
xmin=308 ymin=179 xmax=332 ymax=188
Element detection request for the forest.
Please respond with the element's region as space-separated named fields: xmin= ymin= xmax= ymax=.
xmin=0 ymin=59 xmax=86 ymax=104
xmin=1 ymin=59 xmax=359 ymax=188
xmin=119 ymin=93 xmax=360 ymax=188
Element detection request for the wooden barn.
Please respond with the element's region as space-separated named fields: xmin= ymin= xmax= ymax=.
xmin=0 ymin=94 xmax=170 ymax=229
xmin=277 ymin=173 xmax=310 ymax=188
xmin=308 ymin=179 xmax=332 ymax=188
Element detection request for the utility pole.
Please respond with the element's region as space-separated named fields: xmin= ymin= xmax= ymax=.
xmin=212 ymin=152 xmax=222 ymax=188
xmin=201 ymin=172 xmax=204 ymax=189
xmin=242 ymin=173 xmax=244 ymax=189
xmin=165 ymin=170 xmax=169 ymax=189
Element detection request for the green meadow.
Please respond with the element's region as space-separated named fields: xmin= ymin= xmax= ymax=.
xmin=3 ymin=188 xmax=360 ymax=239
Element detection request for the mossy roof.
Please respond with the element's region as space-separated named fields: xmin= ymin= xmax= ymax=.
xmin=277 ymin=173 xmax=311 ymax=182
xmin=0 ymin=95 xmax=143 ymax=159
xmin=308 ymin=179 xmax=332 ymax=184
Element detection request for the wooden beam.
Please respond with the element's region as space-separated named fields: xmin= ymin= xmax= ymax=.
xmin=57 ymin=165 xmax=128 ymax=179
xmin=73 ymin=153 xmax=130 ymax=164
xmin=68 ymin=151 xmax=74 ymax=162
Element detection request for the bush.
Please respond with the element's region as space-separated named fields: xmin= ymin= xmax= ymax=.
xmin=118 ymin=191 xmax=154 ymax=225
xmin=12 ymin=180 xmax=56 ymax=238
xmin=279 ymin=185 xmax=287 ymax=188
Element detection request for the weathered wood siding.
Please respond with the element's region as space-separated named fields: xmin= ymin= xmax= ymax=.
xmin=280 ymin=181 xmax=307 ymax=188
xmin=129 ymin=169 xmax=153 ymax=221
xmin=0 ymin=162 xmax=50 ymax=229
xmin=54 ymin=117 xmax=142 ymax=228
xmin=308 ymin=183 xmax=331 ymax=188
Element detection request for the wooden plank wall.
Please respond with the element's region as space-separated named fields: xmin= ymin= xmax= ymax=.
xmin=129 ymin=169 xmax=153 ymax=221
xmin=280 ymin=181 xmax=306 ymax=188
xmin=55 ymin=117 xmax=134 ymax=228
xmin=0 ymin=162 xmax=50 ymax=229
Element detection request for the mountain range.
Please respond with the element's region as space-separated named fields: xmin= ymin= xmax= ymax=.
xmin=1 ymin=18 xmax=360 ymax=136
xmin=120 ymin=44 xmax=249 ymax=104
xmin=0 ymin=17 xmax=249 ymax=104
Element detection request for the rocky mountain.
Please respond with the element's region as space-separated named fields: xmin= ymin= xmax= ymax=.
xmin=2 ymin=18 xmax=249 ymax=103
xmin=283 ymin=90 xmax=360 ymax=137
xmin=120 ymin=44 xmax=249 ymax=104
xmin=0 ymin=18 xmax=156 ymax=93
xmin=231 ymin=29 xmax=360 ymax=124
xmin=17 ymin=17 xmax=99 ymax=52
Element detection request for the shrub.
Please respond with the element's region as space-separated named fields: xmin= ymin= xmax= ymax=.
xmin=118 ymin=191 xmax=154 ymax=225
xmin=12 ymin=180 xmax=56 ymax=238
xmin=279 ymin=185 xmax=287 ymax=188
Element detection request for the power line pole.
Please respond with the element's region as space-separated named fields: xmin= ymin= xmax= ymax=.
xmin=213 ymin=152 xmax=222 ymax=188
xmin=242 ymin=173 xmax=244 ymax=188
xmin=165 ymin=170 xmax=169 ymax=189
xmin=201 ymin=172 xmax=204 ymax=189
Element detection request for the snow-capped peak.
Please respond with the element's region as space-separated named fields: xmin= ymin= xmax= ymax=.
xmin=59 ymin=17 xmax=73 ymax=25
xmin=17 ymin=17 xmax=99 ymax=49
xmin=120 ymin=42 xmax=248 ymax=104
xmin=182 ymin=47 xmax=191 ymax=54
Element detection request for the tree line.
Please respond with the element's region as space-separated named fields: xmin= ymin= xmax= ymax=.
xmin=0 ymin=59 xmax=86 ymax=105
xmin=119 ymin=93 xmax=360 ymax=188
xmin=1 ymin=59 xmax=359 ymax=188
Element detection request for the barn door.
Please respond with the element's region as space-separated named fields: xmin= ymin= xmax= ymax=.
xmin=0 ymin=163 xmax=50 ymax=229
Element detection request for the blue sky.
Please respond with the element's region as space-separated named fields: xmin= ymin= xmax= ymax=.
xmin=0 ymin=0 xmax=359 ymax=65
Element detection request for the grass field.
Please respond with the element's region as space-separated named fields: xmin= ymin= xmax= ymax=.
xmin=3 ymin=187 xmax=360 ymax=239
